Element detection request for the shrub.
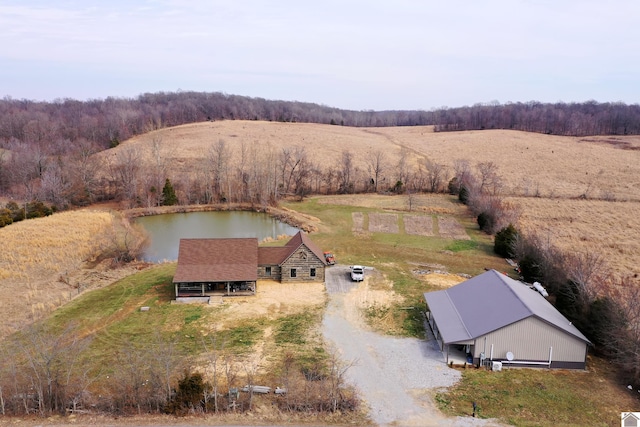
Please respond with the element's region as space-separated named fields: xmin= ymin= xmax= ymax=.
xmin=494 ymin=224 xmax=518 ymax=258
xmin=0 ymin=208 xmax=12 ymax=227
xmin=25 ymin=201 xmax=53 ymax=218
xmin=166 ymin=371 xmax=207 ymax=415
xmin=458 ymin=185 xmax=469 ymax=204
xmin=6 ymin=201 xmax=24 ymax=222
xmin=518 ymin=254 xmax=543 ymax=283
xmin=448 ymin=177 xmax=460 ymax=195
xmin=477 ymin=211 xmax=495 ymax=233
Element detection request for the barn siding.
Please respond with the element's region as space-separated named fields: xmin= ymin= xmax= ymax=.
xmin=280 ymin=246 xmax=325 ymax=282
xmin=473 ymin=316 xmax=587 ymax=365
xmin=258 ymin=264 xmax=282 ymax=281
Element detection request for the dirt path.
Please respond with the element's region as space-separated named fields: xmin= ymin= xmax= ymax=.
xmin=322 ymin=267 xmax=506 ymax=427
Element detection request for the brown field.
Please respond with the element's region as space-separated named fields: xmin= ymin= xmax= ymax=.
xmin=404 ymin=214 xmax=435 ymax=236
xmin=367 ymin=212 xmax=399 ymax=233
xmin=107 ymin=121 xmax=640 ymax=201
xmin=101 ymin=120 xmax=640 ymax=279
xmin=437 ymin=216 xmax=471 ymax=240
xmin=351 ymin=211 xmax=364 ymax=232
xmin=0 ymin=210 xmax=142 ymax=338
xmin=508 ymin=197 xmax=640 ymax=279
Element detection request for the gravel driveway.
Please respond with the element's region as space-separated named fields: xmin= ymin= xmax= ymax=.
xmin=322 ymin=266 xmax=505 ymax=427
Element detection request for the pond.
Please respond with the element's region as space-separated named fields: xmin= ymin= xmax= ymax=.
xmin=135 ymin=211 xmax=299 ymax=262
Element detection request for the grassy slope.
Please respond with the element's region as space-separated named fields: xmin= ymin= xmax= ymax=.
xmin=7 ymin=193 xmax=638 ymax=425
xmin=284 ymin=195 xmax=640 ymax=426
xmin=435 ymin=358 xmax=639 ymax=426
xmin=6 ymin=118 xmax=640 ymax=424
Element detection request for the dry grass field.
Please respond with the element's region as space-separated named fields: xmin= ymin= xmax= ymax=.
xmin=507 ymin=197 xmax=640 ymax=279
xmin=109 ymin=121 xmax=640 ymax=202
xmin=2 ymin=121 xmax=639 ymax=425
xmin=102 ymin=120 xmax=640 ymax=279
xmin=0 ymin=210 xmax=142 ymax=338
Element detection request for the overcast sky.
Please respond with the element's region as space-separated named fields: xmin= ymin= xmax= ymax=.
xmin=1 ymin=0 xmax=639 ymax=111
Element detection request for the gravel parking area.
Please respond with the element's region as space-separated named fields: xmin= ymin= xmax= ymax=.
xmin=322 ymin=267 xmax=505 ymax=427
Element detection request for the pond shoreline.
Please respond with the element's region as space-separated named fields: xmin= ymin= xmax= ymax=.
xmin=122 ymin=201 xmax=319 ymax=233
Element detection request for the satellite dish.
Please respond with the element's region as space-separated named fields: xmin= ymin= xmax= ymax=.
xmin=506 ymin=351 xmax=514 ymax=361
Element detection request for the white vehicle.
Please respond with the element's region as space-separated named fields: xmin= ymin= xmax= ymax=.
xmin=350 ymin=265 xmax=364 ymax=282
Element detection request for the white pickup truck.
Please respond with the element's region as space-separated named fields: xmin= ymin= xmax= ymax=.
xmin=350 ymin=265 xmax=364 ymax=282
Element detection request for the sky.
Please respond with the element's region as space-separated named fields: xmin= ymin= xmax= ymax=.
xmin=1 ymin=0 xmax=639 ymax=111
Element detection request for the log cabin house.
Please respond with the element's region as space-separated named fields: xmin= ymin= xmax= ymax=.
xmin=173 ymin=231 xmax=327 ymax=298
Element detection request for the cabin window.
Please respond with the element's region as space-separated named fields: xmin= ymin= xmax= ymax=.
xmin=291 ymin=268 xmax=297 ymax=278
xmin=265 ymin=266 xmax=272 ymax=276
xmin=310 ymin=268 xmax=316 ymax=277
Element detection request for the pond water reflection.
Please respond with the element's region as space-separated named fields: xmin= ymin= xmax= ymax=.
xmin=135 ymin=211 xmax=299 ymax=262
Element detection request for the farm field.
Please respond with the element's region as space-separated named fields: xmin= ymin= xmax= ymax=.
xmin=2 ymin=120 xmax=640 ymax=425
xmin=0 ymin=193 xmax=638 ymax=425
xmin=3 ymin=194 xmax=638 ymax=426
xmin=101 ymin=120 xmax=640 ymax=280
xmin=107 ymin=121 xmax=640 ymax=202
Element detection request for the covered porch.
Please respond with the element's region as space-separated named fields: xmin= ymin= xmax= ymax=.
xmin=445 ymin=343 xmax=475 ymax=367
xmin=425 ymin=310 xmax=474 ymax=366
xmin=175 ymin=280 xmax=256 ymax=297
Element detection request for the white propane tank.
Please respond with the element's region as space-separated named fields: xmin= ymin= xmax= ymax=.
xmin=533 ymin=282 xmax=549 ymax=297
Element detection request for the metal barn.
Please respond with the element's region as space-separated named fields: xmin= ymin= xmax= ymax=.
xmin=424 ymin=269 xmax=590 ymax=369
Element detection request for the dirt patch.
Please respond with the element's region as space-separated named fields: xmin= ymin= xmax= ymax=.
xmin=343 ymin=271 xmax=404 ymax=333
xmin=437 ymin=216 xmax=470 ymax=240
xmin=351 ymin=212 xmax=364 ymax=232
xmin=368 ymin=212 xmax=399 ymax=233
xmin=414 ymin=272 xmax=468 ymax=288
xmin=404 ymin=214 xmax=435 ymax=236
xmin=209 ymin=280 xmax=326 ymax=330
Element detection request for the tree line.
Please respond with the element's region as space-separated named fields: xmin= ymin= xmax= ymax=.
xmin=451 ymin=164 xmax=640 ymax=391
xmin=0 ymin=129 xmax=457 ymax=212
xmin=2 ymin=91 xmax=640 ymax=209
xmin=433 ymin=100 xmax=640 ymax=136
xmin=0 ymin=93 xmax=638 ymax=151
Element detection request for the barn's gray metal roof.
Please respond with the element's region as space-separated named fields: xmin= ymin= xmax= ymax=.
xmin=423 ymin=269 xmax=590 ymax=345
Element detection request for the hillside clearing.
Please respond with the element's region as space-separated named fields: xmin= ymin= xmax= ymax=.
xmin=98 ymin=121 xmax=640 ymax=279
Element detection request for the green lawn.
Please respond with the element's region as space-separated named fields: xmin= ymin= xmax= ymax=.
xmin=9 ymin=194 xmax=631 ymax=426
xmin=283 ymin=196 xmax=508 ymax=337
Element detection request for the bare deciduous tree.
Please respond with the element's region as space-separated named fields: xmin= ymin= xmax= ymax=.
xmin=477 ymin=161 xmax=502 ymax=195
xmin=366 ymin=149 xmax=387 ymax=192
xmin=338 ymin=150 xmax=354 ymax=194
xmin=423 ymin=158 xmax=447 ymax=193
xmin=208 ymin=139 xmax=231 ymax=202
xmin=563 ymin=250 xmax=609 ymax=307
xmin=108 ymin=147 xmax=141 ymax=207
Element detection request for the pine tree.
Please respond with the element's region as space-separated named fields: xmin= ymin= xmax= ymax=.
xmin=162 ymin=178 xmax=178 ymax=206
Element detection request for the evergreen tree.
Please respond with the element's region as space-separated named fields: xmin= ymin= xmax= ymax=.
xmin=494 ymin=224 xmax=518 ymax=258
xmin=162 ymin=178 xmax=178 ymax=206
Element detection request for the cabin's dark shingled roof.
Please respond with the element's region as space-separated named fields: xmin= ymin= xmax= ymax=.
xmin=423 ymin=269 xmax=590 ymax=345
xmin=257 ymin=231 xmax=328 ymax=266
xmin=258 ymin=247 xmax=291 ymax=265
xmin=281 ymin=232 xmax=328 ymax=265
xmin=173 ymin=238 xmax=258 ymax=283
xmin=174 ymin=232 xmax=326 ymax=284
